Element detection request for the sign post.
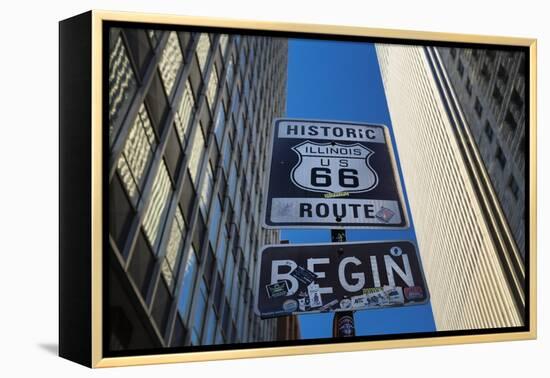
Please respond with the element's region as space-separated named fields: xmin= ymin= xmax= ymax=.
xmin=263 ymin=118 xmax=408 ymax=229
xmin=331 ymin=229 xmax=355 ymax=338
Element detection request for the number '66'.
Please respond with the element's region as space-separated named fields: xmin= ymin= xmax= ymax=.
xmin=310 ymin=168 xmax=359 ymax=188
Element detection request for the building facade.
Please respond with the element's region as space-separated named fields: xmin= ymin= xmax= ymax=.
xmin=107 ymin=26 xmax=296 ymax=351
xmin=375 ymin=44 xmax=524 ymax=331
xmin=437 ymin=46 xmax=526 ymax=259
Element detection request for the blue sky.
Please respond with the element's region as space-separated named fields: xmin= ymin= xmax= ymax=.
xmin=284 ymin=38 xmax=436 ymax=338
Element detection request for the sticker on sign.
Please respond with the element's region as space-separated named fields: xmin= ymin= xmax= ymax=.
xmin=254 ymin=240 xmax=429 ymax=318
xmin=263 ymin=118 xmax=408 ymax=228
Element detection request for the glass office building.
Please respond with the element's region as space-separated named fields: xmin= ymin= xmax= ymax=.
xmin=107 ymin=27 xmax=297 ymax=350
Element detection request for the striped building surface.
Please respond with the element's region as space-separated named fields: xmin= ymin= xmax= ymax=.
xmin=375 ymin=44 xmax=524 ymax=331
xmin=108 ymin=26 xmax=298 ymax=351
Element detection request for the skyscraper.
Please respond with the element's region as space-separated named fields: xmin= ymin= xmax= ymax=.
xmin=375 ymin=44 xmax=524 ymax=331
xmin=107 ymin=26 xmax=297 ymax=350
xmin=437 ymin=46 xmax=526 ymax=259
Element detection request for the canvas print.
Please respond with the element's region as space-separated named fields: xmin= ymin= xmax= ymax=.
xmin=106 ymin=22 xmax=528 ymax=356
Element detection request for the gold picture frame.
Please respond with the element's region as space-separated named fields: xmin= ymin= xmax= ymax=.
xmin=59 ymin=9 xmax=536 ymax=368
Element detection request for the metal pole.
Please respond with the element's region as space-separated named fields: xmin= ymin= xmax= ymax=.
xmin=331 ymin=229 xmax=355 ymax=338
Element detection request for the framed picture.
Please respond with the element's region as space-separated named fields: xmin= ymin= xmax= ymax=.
xmin=59 ymin=10 xmax=537 ymax=368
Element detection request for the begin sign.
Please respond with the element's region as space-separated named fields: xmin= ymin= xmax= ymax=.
xmin=255 ymin=241 xmax=429 ymax=319
xmin=263 ymin=118 xmax=407 ymax=228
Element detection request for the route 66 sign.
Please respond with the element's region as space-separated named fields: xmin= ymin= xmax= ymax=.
xmin=263 ymin=118 xmax=408 ymax=228
xmin=290 ymin=141 xmax=378 ymax=194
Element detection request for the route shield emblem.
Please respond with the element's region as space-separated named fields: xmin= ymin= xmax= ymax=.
xmin=290 ymin=141 xmax=378 ymax=193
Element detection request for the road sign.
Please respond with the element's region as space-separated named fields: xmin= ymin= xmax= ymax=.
xmin=263 ymin=118 xmax=408 ymax=228
xmin=255 ymin=241 xmax=429 ymax=318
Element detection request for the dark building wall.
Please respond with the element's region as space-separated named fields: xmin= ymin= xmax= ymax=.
xmin=438 ymin=46 xmax=526 ymax=258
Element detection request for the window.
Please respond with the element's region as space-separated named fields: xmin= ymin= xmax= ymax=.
xmin=128 ymin=231 xmax=156 ymax=297
xmin=226 ymin=57 xmax=235 ymax=90
xmin=191 ymin=279 xmax=208 ymax=345
xmin=504 ymin=110 xmax=518 ymax=132
xmin=236 ymin=113 xmax=244 ymax=143
xmin=497 ymin=64 xmax=509 ymax=84
xmin=188 ymin=125 xmax=206 ymax=185
xmin=457 ymin=59 xmax=464 ymax=77
xmin=219 ymin=34 xmax=229 ymax=58
xmin=108 ymin=36 xmax=137 ymax=145
xmin=178 ymin=246 xmax=198 ymax=321
xmin=238 ymin=198 xmax=246 ymax=232
xmin=239 ymin=46 xmax=246 ymax=75
xmin=241 ymin=143 xmax=249 ymax=172
xmin=208 ymin=196 xmax=223 ymax=249
xmin=213 ymin=104 xmax=226 ymax=147
xmin=484 ymin=121 xmax=494 ymax=142
xmin=145 ymin=71 xmax=169 ymax=135
xmin=465 ymin=77 xmax=472 ymax=96
xmin=243 ymin=75 xmax=251 ymax=100
xmin=147 ymin=30 xmax=162 ymax=47
xmin=492 ymin=86 xmax=503 ymax=105
xmin=209 ymin=143 xmax=220 ymax=175
xmin=158 ymin=31 xmax=183 ymax=96
xmin=142 ymin=162 xmax=173 ymax=250
xmin=508 ymin=175 xmax=520 ymax=200
xmin=206 ymin=67 xmax=219 ymax=111
xmin=171 ymin=314 xmax=187 ymax=347
xmin=161 ymin=207 xmax=186 ymax=289
xmin=152 ymin=277 xmax=172 ymax=333
xmin=230 ymin=276 xmax=240 ymax=313
xmin=231 ymin=85 xmax=241 ymax=119
xmin=123 ymin=29 xmax=153 ymax=79
xmin=192 ymin=213 xmax=206 ymax=254
xmin=180 ymin=170 xmax=196 ymax=221
xmin=511 ymin=88 xmax=524 ymax=110
xmin=204 ymin=246 xmax=217 ymax=290
xmin=109 ymin=174 xmax=135 ymax=251
xmin=174 ymin=80 xmax=195 ymax=145
xmin=199 ymin=163 xmax=214 ymax=217
xmin=496 ymin=146 xmax=507 ymax=169
xmin=202 ymin=306 xmax=218 ymax=345
xmin=117 ymin=104 xmax=157 ymax=205
xmin=164 ymin=126 xmax=183 ymax=180
xmin=222 ymin=136 xmax=232 ymax=175
xmin=215 ymin=327 xmax=224 ymax=345
xmin=237 ymin=296 xmax=246 ymax=339
xmin=224 ymin=253 xmax=235 ymax=298
xmin=474 ymin=98 xmax=483 ymax=118
xmin=195 ymin=34 xmax=211 ymax=75
xmin=227 ymin=163 xmax=238 ymax=203
xmin=222 ymin=299 xmax=231 ymax=338
xmin=216 ymin=226 xmax=228 ymax=273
